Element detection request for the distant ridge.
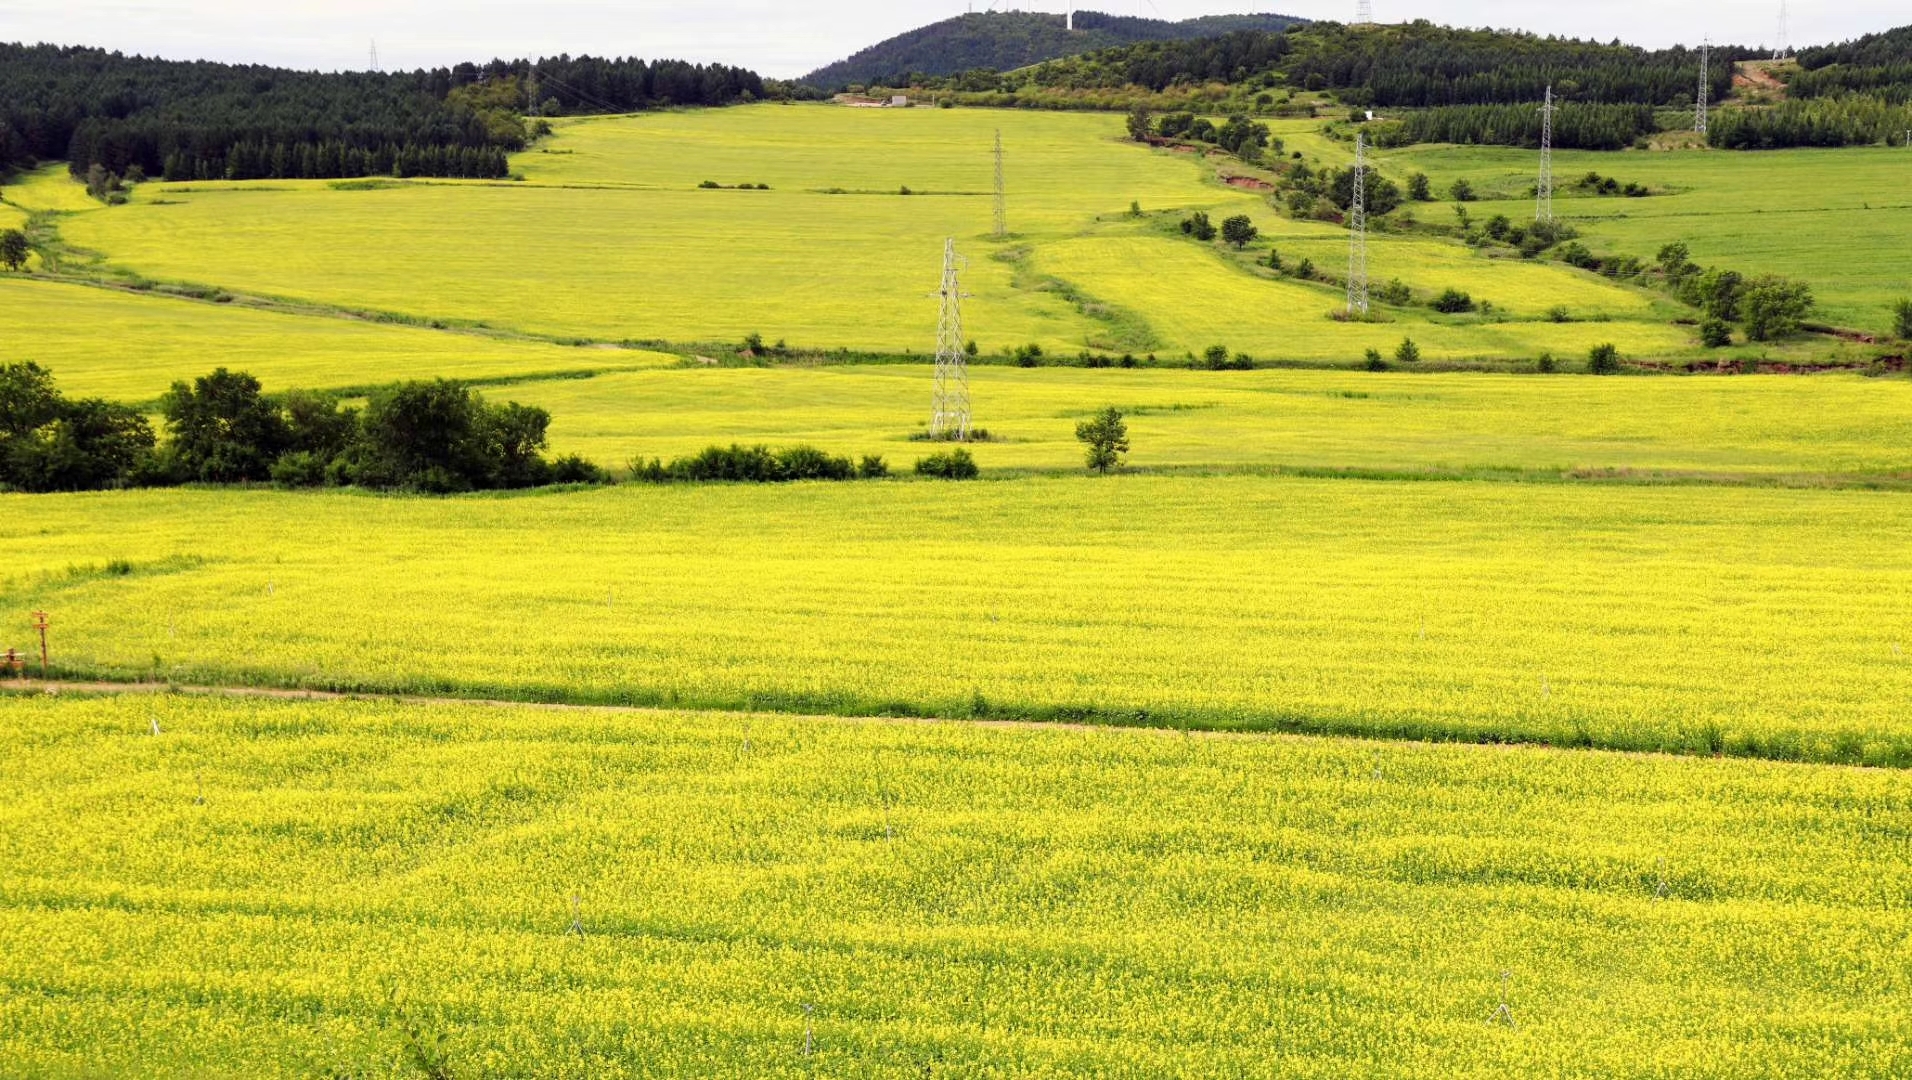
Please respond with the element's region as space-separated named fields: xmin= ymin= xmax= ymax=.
xmin=802 ymin=9 xmax=1307 ymax=91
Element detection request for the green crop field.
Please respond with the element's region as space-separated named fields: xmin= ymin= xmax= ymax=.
xmin=2 ymin=692 xmax=1906 ymax=1078
xmin=8 ymin=477 xmax=1912 ymax=765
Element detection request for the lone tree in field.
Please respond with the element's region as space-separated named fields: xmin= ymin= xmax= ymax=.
xmin=1221 ymin=214 xmax=1259 ymax=248
xmin=1742 ymin=276 xmax=1814 ymax=342
xmin=1126 ymin=105 xmax=1153 ymax=143
xmin=0 ymin=229 xmax=27 ymax=272
xmin=1076 ymin=406 xmax=1129 ymax=474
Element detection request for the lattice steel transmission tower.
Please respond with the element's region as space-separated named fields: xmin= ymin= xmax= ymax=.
xmin=1696 ymin=39 xmax=1711 ymax=136
xmin=931 ymin=239 xmax=972 ymax=440
xmin=369 ymin=40 xmax=380 ymax=73
xmin=1774 ymin=1 xmax=1791 ymax=60
xmin=1346 ymin=132 xmax=1369 ymax=317
xmin=1537 ymin=85 xmax=1555 ymax=223
xmin=993 ymin=130 xmax=1007 ymax=239
xmin=1354 ymin=0 xmax=1373 ymax=26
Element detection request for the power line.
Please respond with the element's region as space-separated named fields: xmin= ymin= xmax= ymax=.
xmin=931 ymin=239 xmax=973 ymax=441
xmin=993 ymin=130 xmax=1006 ymax=239
xmin=1695 ymin=38 xmax=1711 ymax=137
xmin=1538 ymin=84 xmax=1555 ymax=223
xmin=1346 ymin=131 xmax=1368 ymax=318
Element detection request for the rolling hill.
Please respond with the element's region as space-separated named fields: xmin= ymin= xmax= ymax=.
xmin=802 ymin=9 xmax=1305 ymax=90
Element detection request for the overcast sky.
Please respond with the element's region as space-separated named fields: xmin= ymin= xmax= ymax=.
xmin=0 ymin=2 xmax=1898 ymax=78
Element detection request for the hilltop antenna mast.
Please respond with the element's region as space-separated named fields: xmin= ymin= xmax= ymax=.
xmin=1695 ymin=39 xmax=1710 ymax=136
xmin=993 ymin=130 xmax=1007 ymax=238
xmin=1355 ymin=0 xmax=1374 ymax=26
xmin=1774 ymin=1 xmax=1791 ymax=60
xmin=1346 ymin=132 xmax=1369 ymax=317
xmin=931 ymin=239 xmax=973 ymax=440
xmin=1537 ymin=84 xmax=1555 ymax=222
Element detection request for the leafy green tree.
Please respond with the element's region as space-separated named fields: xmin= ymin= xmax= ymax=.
xmin=1126 ymin=105 xmax=1152 ymax=142
xmin=1329 ymin=166 xmax=1401 ymax=215
xmin=1221 ymin=214 xmax=1259 ymax=248
xmin=1700 ymin=319 xmax=1734 ymax=348
xmin=1364 ymin=348 xmax=1387 ymax=371
xmin=1395 ymin=338 xmax=1422 ymax=363
xmin=1407 ymin=172 xmax=1432 ymax=201
xmin=1295 ymin=257 xmax=1315 ymax=280
xmin=1202 ymin=344 xmax=1230 ymax=370
xmin=0 ymin=229 xmax=28 ymax=272
xmin=354 ymin=380 xmax=488 ymax=492
xmin=161 ymin=368 xmax=289 ymax=483
xmin=1693 ymin=268 xmax=1745 ymax=321
xmin=1431 ymin=288 xmax=1475 ymax=314
xmin=1742 ymin=276 xmax=1815 ymax=342
xmin=914 ymin=448 xmax=978 ymax=479
xmin=1588 ymin=342 xmax=1622 ymax=374
xmin=1449 ymin=178 xmax=1476 ymax=202
xmin=1075 ymin=406 xmax=1129 ymax=474
xmin=0 ymin=364 xmax=153 ymax=492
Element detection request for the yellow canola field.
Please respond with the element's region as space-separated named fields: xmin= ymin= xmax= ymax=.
xmin=47 ymin=106 xmax=1700 ymax=360
xmin=0 ymin=278 xmax=678 ymax=400
xmin=1 ymin=693 xmax=1905 ymax=1078
xmin=6 ymin=477 xmax=1912 ymax=765
xmin=511 ymin=364 xmax=1912 ymax=477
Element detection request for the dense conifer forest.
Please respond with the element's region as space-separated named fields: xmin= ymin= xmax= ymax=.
xmin=0 ymin=45 xmax=766 ymax=182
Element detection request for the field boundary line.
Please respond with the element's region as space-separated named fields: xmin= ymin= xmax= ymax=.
xmin=0 ymin=679 xmax=1894 ymax=773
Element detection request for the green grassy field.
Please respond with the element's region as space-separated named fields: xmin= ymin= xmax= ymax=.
xmin=3 ymin=692 xmax=1906 ymax=1078
xmin=36 ymin=106 xmax=1716 ymax=362
xmin=1372 ymin=142 xmax=1912 ymax=335
xmin=8 ymin=478 xmax=1912 ymax=766
xmin=506 ymin=364 xmax=1912 ymax=477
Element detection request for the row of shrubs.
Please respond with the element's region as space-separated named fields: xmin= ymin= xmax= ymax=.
xmin=630 ymin=444 xmax=978 ymax=482
xmin=0 ymin=363 xmax=603 ymax=494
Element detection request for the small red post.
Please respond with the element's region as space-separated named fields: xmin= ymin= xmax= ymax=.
xmin=31 ymin=611 xmax=49 ymax=677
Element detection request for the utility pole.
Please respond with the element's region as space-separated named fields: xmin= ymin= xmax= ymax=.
xmin=993 ymin=130 xmax=1006 ymax=239
xmin=1346 ymin=132 xmax=1369 ymax=318
xmin=931 ymin=239 xmax=972 ymax=441
xmin=1538 ymin=84 xmax=1555 ymax=223
xmin=1696 ymin=39 xmax=1711 ymax=137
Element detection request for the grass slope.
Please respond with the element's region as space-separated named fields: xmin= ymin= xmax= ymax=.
xmin=47 ymin=107 xmax=1703 ymax=361
xmin=2 ymin=692 xmax=1906 ymax=1078
xmin=7 ymin=478 xmax=1912 ymax=765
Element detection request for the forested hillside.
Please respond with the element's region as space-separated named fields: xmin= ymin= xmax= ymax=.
xmin=802 ymin=10 xmax=1305 ymax=91
xmin=1024 ymin=22 xmax=1741 ymax=106
xmin=0 ymin=45 xmax=764 ymax=183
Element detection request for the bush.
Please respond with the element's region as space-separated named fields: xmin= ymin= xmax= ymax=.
xmin=1431 ymin=289 xmax=1475 ymax=314
xmin=1537 ymin=352 xmax=1557 ymax=374
xmin=0 ymin=365 xmax=157 ymax=493
xmin=1295 ymin=257 xmax=1315 ymax=280
xmin=1265 ymin=248 xmax=1283 ymax=271
xmin=1548 ymin=305 xmax=1572 ymax=324
xmin=1557 ymin=242 xmax=1598 ymax=270
xmin=1588 ymin=343 xmax=1622 ymax=375
xmin=636 ymin=443 xmax=857 ymax=483
xmin=915 ymin=448 xmax=979 ymax=479
xmin=1375 ymin=278 xmax=1411 ymax=305
xmin=1364 ymin=348 xmax=1388 ymax=372
xmin=1896 ymin=299 xmax=1912 ymax=340
xmin=1181 ymin=211 xmax=1216 ymax=242
xmin=1449 ymin=178 xmax=1477 ymax=202
xmin=547 ymin=454 xmax=608 ymax=484
xmin=1075 ymin=406 xmax=1130 ymax=474
xmin=269 ymin=450 xmax=328 ymax=487
xmin=1700 ymin=319 xmax=1734 ymax=348
xmin=857 ymin=455 xmax=889 ymax=479
xmin=1394 ymin=338 xmax=1421 ymax=364
xmin=1407 ymin=172 xmax=1432 ymax=201
xmin=1013 ymin=343 xmax=1044 ymax=367
xmin=1221 ymin=214 xmax=1259 ymax=248
xmin=1743 ymin=276 xmax=1815 ymax=342
xmin=1202 ymin=344 xmax=1230 ymax=370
